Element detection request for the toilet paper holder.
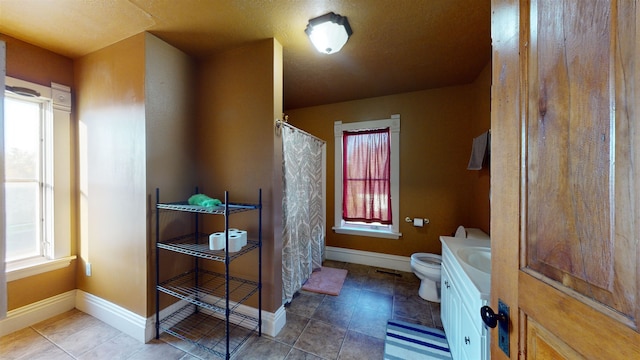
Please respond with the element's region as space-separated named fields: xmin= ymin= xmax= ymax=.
xmin=405 ymin=217 xmax=430 ymax=226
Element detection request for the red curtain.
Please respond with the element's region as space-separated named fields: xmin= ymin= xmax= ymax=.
xmin=342 ymin=127 xmax=391 ymax=224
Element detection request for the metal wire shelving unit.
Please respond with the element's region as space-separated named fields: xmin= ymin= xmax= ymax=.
xmin=155 ymin=189 xmax=262 ymax=360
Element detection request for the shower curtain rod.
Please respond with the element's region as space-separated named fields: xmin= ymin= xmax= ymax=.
xmin=275 ymin=118 xmax=326 ymax=144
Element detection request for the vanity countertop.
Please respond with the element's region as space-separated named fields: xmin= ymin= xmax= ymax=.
xmin=440 ymin=236 xmax=491 ymax=299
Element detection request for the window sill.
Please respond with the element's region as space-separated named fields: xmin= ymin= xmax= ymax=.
xmin=333 ymin=226 xmax=402 ymax=239
xmin=6 ymin=255 xmax=77 ymax=282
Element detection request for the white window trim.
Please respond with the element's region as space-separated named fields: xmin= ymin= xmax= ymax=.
xmin=6 ymin=256 xmax=76 ymax=281
xmin=333 ymin=114 xmax=401 ymax=239
xmin=5 ymin=77 xmax=75 ymax=279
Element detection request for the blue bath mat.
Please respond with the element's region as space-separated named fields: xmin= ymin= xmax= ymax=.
xmin=384 ymin=319 xmax=452 ymax=360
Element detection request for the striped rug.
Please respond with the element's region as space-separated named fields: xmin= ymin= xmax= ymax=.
xmin=384 ymin=319 xmax=452 ymax=360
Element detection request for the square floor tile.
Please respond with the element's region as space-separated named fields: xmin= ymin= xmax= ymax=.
xmin=294 ymin=319 xmax=346 ymax=359
xmin=234 ymin=335 xmax=292 ymax=359
xmin=338 ymin=330 xmax=385 ymax=360
xmin=1 ymin=261 xmax=444 ymax=360
xmin=349 ymin=306 xmax=391 ymax=340
xmin=311 ymin=298 xmax=355 ymax=328
xmin=275 ymin=312 xmax=310 ymax=345
xmin=286 ymin=292 xmax=324 ymax=318
xmin=357 ymin=289 xmax=393 ymax=313
xmin=284 ymin=347 xmax=324 ymax=360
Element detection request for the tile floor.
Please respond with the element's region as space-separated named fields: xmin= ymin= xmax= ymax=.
xmin=0 ymin=260 xmax=442 ymax=359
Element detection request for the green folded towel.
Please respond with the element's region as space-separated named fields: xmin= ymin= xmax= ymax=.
xmin=188 ymin=194 xmax=222 ymax=207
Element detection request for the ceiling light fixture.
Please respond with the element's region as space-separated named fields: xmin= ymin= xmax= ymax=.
xmin=305 ymin=12 xmax=353 ymax=54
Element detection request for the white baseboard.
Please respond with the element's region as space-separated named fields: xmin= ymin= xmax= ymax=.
xmin=76 ymin=291 xmax=284 ymax=342
xmin=0 ymin=290 xmax=76 ymax=337
xmin=325 ymin=246 xmax=412 ymax=272
xmin=75 ymin=290 xmax=148 ymax=343
xmin=197 ymin=294 xmax=286 ymax=338
xmin=0 ymin=289 xmax=285 ymax=340
xmin=76 ymin=290 xmax=285 ymax=342
xmin=146 ymin=298 xmax=190 ymax=342
xmin=265 ymin=304 xmax=286 ymax=337
xmin=3 ymin=291 xmax=285 ymax=341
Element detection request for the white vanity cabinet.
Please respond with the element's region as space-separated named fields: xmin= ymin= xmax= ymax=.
xmin=441 ymin=236 xmax=491 ymax=360
xmin=459 ymin=296 xmax=484 ymax=359
xmin=441 ymin=265 xmax=461 ymax=359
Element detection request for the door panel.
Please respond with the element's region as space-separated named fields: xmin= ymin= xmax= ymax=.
xmin=526 ymin=316 xmax=583 ymax=360
xmin=520 ymin=271 xmax=639 ymax=359
xmin=525 ymin=0 xmax=636 ymax=326
xmin=490 ymin=0 xmax=640 ymax=359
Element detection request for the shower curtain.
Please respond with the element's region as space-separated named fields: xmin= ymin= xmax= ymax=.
xmin=281 ymin=125 xmax=325 ymax=304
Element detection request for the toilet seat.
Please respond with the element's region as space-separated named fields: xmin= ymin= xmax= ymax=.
xmin=410 ymin=253 xmax=442 ymax=302
xmin=411 ymin=253 xmax=442 ymax=268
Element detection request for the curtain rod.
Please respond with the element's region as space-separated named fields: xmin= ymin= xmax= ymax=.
xmin=275 ymin=118 xmax=326 ymax=144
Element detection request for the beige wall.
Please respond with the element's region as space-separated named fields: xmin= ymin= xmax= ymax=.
xmin=287 ymin=61 xmax=492 ymax=257
xmin=1 ymin=34 xmax=74 ymax=88
xmin=3 ymin=30 xmax=488 ymax=317
xmin=5 ymin=32 xmax=280 ymax=317
xmin=194 ymin=39 xmax=283 ymax=312
xmin=75 ymin=34 xmax=148 ymax=316
xmin=468 ymin=63 xmax=491 ymax=232
xmin=144 ymin=33 xmax=197 ymax=317
xmin=1 ymin=34 xmax=77 ymax=310
xmin=75 ymin=33 xmax=197 ymax=318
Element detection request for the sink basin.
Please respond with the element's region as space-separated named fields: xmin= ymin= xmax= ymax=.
xmin=456 ymin=246 xmax=491 ymax=274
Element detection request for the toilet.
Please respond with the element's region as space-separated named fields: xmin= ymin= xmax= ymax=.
xmin=410 ymin=253 xmax=442 ymax=302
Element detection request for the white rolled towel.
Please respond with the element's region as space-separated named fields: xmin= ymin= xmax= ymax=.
xmin=454 ymin=226 xmax=490 ymax=240
xmin=466 ymin=228 xmax=490 ymax=240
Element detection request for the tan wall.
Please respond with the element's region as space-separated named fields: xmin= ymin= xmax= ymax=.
xmin=3 ymin=31 xmax=487 ymax=316
xmin=1 ymin=34 xmax=74 ymax=88
xmin=74 ymin=34 xmax=148 ymax=316
xmin=144 ymin=33 xmax=197 ymax=317
xmin=194 ymin=39 xmax=283 ymax=312
xmin=7 ymin=266 xmax=76 ymax=310
xmin=287 ymin=63 xmax=492 ymax=257
xmin=468 ymin=62 xmax=491 ymax=232
xmin=1 ymin=34 xmax=77 ymax=310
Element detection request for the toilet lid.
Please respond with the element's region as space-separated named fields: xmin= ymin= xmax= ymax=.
xmin=418 ymin=255 xmax=441 ymax=266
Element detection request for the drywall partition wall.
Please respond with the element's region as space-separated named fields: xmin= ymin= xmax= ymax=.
xmin=468 ymin=62 xmax=491 ymax=233
xmin=271 ymin=40 xmax=284 ymax=311
xmin=75 ymin=33 xmax=147 ymax=316
xmin=143 ymin=33 xmax=197 ymax=317
xmin=194 ymin=38 xmax=283 ymax=313
xmin=286 ymin=72 xmax=491 ymax=257
xmin=1 ymin=34 xmax=77 ymax=311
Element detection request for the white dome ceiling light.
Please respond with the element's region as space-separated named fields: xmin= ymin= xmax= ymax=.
xmin=305 ymin=12 xmax=353 ymax=55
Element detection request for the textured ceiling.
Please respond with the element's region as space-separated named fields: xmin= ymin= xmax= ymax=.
xmin=0 ymin=0 xmax=491 ymax=110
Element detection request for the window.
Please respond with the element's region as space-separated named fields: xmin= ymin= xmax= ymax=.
xmin=343 ymin=128 xmax=391 ymax=224
xmin=4 ymin=94 xmax=48 ymax=262
xmin=333 ymin=115 xmax=401 ymax=239
xmin=4 ymin=77 xmax=74 ymax=280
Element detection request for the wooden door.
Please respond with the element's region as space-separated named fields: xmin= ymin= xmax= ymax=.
xmin=491 ymin=0 xmax=640 ymax=359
